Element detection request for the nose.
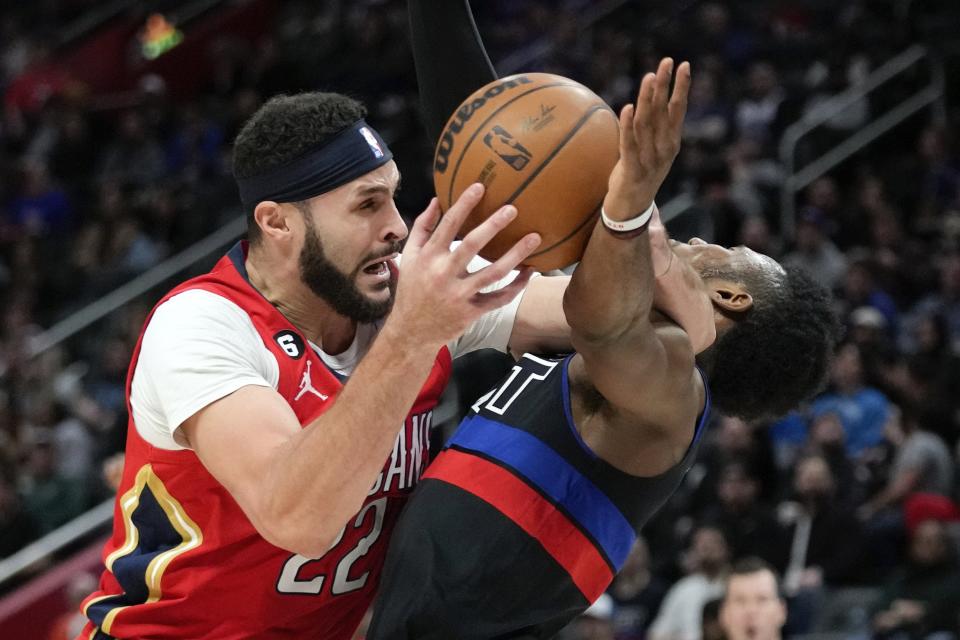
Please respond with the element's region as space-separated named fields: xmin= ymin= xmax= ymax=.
xmin=381 ymin=199 xmax=408 ymax=243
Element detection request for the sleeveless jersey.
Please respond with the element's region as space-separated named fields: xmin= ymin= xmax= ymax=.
xmin=79 ymin=242 xmax=451 ymax=639
xmin=369 ymin=353 xmax=710 ymax=640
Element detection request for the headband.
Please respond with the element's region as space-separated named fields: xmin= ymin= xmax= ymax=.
xmin=236 ymin=119 xmax=393 ymax=209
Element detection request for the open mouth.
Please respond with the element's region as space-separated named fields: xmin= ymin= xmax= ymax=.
xmin=361 ymin=252 xmax=398 ymax=276
xmin=363 ymin=261 xmax=388 ymax=275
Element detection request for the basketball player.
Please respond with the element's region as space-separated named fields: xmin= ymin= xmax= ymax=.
xmin=78 ymin=92 xmax=579 ymax=639
xmin=368 ymin=58 xmax=838 ymax=639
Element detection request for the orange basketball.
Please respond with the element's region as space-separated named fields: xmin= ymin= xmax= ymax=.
xmin=433 ymin=73 xmax=620 ymax=271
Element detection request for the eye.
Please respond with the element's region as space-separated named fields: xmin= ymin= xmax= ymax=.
xmin=359 ymin=199 xmax=377 ymax=210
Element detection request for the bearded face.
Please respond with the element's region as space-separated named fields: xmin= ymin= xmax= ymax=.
xmin=298 ymin=213 xmax=400 ymax=323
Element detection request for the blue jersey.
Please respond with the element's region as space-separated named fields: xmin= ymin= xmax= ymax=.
xmin=369 ymin=353 xmax=710 ymax=639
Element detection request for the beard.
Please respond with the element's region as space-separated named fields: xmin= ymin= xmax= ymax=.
xmin=298 ymin=220 xmax=399 ymax=323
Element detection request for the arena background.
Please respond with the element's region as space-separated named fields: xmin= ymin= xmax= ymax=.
xmin=0 ymin=0 xmax=959 ymax=638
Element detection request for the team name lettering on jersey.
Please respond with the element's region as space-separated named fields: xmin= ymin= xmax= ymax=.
xmin=368 ymin=410 xmax=433 ymax=496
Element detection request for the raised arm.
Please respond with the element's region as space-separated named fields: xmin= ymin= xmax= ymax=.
xmin=564 ymin=59 xmax=708 ymax=440
xmin=408 ymin=0 xmax=498 ymax=144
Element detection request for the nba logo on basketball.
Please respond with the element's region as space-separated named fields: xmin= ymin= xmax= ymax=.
xmin=360 ymin=126 xmax=385 ymax=158
xmin=483 ymin=125 xmax=532 ymax=171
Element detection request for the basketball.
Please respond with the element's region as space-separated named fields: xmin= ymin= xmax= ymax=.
xmin=433 ymin=72 xmax=620 ymax=271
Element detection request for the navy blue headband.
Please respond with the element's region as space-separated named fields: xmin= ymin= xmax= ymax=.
xmin=236 ymin=119 xmax=393 ymax=209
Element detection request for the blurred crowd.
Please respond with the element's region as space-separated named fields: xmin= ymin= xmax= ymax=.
xmin=1 ymin=1 xmax=959 ymax=639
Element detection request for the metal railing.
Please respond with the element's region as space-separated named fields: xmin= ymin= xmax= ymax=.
xmin=778 ymin=44 xmax=946 ymax=239
xmin=0 ymin=500 xmax=114 ymax=588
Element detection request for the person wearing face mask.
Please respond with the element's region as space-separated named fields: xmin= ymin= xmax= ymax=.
xmin=778 ymin=453 xmax=867 ymax=633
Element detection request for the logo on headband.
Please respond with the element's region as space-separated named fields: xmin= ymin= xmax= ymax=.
xmin=359 ymin=126 xmax=385 ymax=159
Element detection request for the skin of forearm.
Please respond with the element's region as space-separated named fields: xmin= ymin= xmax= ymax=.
xmin=263 ymin=322 xmax=440 ymax=557
xmin=563 ymin=212 xmax=655 ymax=343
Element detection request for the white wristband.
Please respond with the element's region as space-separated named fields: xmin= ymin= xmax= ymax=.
xmin=601 ymin=202 xmax=655 ymax=233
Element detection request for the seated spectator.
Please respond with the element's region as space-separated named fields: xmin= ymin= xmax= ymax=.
xmin=608 ymin=537 xmax=668 ymax=640
xmin=871 ymin=519 xmax=960 ymax=638
xmin=0 ymin=471 xmax=38 ymax=557
xmin=718 ymin=557 xmax=787 ymax=640
xmin=649 ymin=526 xmax=731 ymax=640
xmin=841 ymin=256 xmax=899 ymax=333
xmin=780 ymin=453 xmax=867 ymax=592
xmin=860 ymin=407 xmax=954 ymax=519
xmin=700 ymin=461 xmax=788 ymax=570
xmin=17 ymin=432 xmax=88 ymax=534
xmin=811 ymin=342 xmax=892 ymax=458
xmin=782 ymin=207 xmax=848 ymax=292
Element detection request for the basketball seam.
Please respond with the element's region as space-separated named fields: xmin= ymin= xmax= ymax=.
xmin=442 ymin=82 xmax=583 ymax=206
xmin=502 ymin=104 xmax=611 ymax=206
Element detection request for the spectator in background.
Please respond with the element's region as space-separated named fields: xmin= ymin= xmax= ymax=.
xmin=781 ymin=453 xmax=867 ymax=591
xmin=566 ymin=594 xmax=617 ymax=640
xmin=649 ymin=526 xmax=731 ymax=640
xmin=608 ymin=537 xmax=668 ymax=640
xmin=811 ymin=342 xmax=891 ymax=459
xmin=871 ymin=519 xmax=960 ymax=639
xmin=841 ymin=256 xmax=899 ymax=333
xmin=860 ymin=407 xmax=954 ymax=521
xmin=735 ymin=62 xmax=786 ymax=152
xmin=17 ymin=432 xmax=87 ymax=534
xmin=700 ymin=461 xmax=788 ymax=570
xmin=782 ymin=206 xmax=848 ymax=292
xmin=6 ymin=160 xmax=73 ymax=239
xmin=97 ymin=109 xmax=166 ymax=187
xmin=718 ymin=558 xmax=787 ymax=640
xmin=0 ymin=472 xmax=38 ymax=557
xmin=908 ymin=254 xmax=960 ymax=354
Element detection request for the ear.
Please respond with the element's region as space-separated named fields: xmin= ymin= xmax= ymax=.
xmin=253 ymin=201 xmax=293 ymax=241
xmin=709 ymin=278 xmax=754 ymax=314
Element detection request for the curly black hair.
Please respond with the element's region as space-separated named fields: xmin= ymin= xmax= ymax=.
xmin=697 ymin=264 xmax=841 ymax=421
xmin=232 ymin=92 xmax=367 ymax=243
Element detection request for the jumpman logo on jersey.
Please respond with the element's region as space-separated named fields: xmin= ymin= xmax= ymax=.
xmin=295 ymin=361 xmax=329 ymax=402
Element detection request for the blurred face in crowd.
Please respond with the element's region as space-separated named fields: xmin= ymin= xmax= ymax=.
xmin=795 ymin=220 xmax=824 ymax=252
xmin=793 ymin=455 xmax=834 ymax=503
xmin=830 ymin=343 xmax=863 ymax=390
xmin=293 ymin=161 xmax=406 ymax=322
xmin=719 ymin=570 xmax=786 ymax=640
xmin=692 ymin=527 xmax=730 ymax=575
xmin=909 ymin=520 xmax=951 ymax=568
xmin=718 ymin=464 xmax=759 ymax=512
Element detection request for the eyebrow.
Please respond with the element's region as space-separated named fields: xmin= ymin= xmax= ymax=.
xmin=355 ymin=176 xmax=401 ymax=198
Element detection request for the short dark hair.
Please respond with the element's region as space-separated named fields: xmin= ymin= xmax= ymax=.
xmin=232 ymin=92 xmax=367 ymax=244
xmin=725 ymin=556 xmax=783 ymax=599
xmin=699 ymin=265 xmax=840 ymax=421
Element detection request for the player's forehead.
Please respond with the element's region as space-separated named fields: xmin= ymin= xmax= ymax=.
xmin=346 ymin=160 xmax=401 ymax=196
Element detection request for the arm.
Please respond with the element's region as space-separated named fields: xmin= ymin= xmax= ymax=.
xmin=564 ymin=59 xmax=705 ymax=440
xmin=182 ymin=188 xmax=540 ymax=557
xmin=408 ymin=0 xmax=497 ymax=143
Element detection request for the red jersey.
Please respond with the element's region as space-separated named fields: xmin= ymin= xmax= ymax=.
xmin=79 ymin=243 xmax=451 ymax=639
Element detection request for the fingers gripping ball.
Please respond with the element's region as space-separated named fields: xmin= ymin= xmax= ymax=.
xmin=433 ymin=73 xmax=620 ymax=271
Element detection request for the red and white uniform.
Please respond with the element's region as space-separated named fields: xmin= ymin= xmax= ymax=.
xmin=79 ymin=242 xmax=526 ymax=639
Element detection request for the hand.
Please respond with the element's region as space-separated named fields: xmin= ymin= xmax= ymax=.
xmin=604 ymin=58 xmax=690 ymax=220
xmin=649 ymin=205 xmax=717 ymax=353
xmin=390 ymin=184 xmax=541 ymax=348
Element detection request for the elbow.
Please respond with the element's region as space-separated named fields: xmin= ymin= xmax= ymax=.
xmin=256 ymin=498 xmax=342 ymax=559
xmin=258 ymin=517 xmax=339 ymax=559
